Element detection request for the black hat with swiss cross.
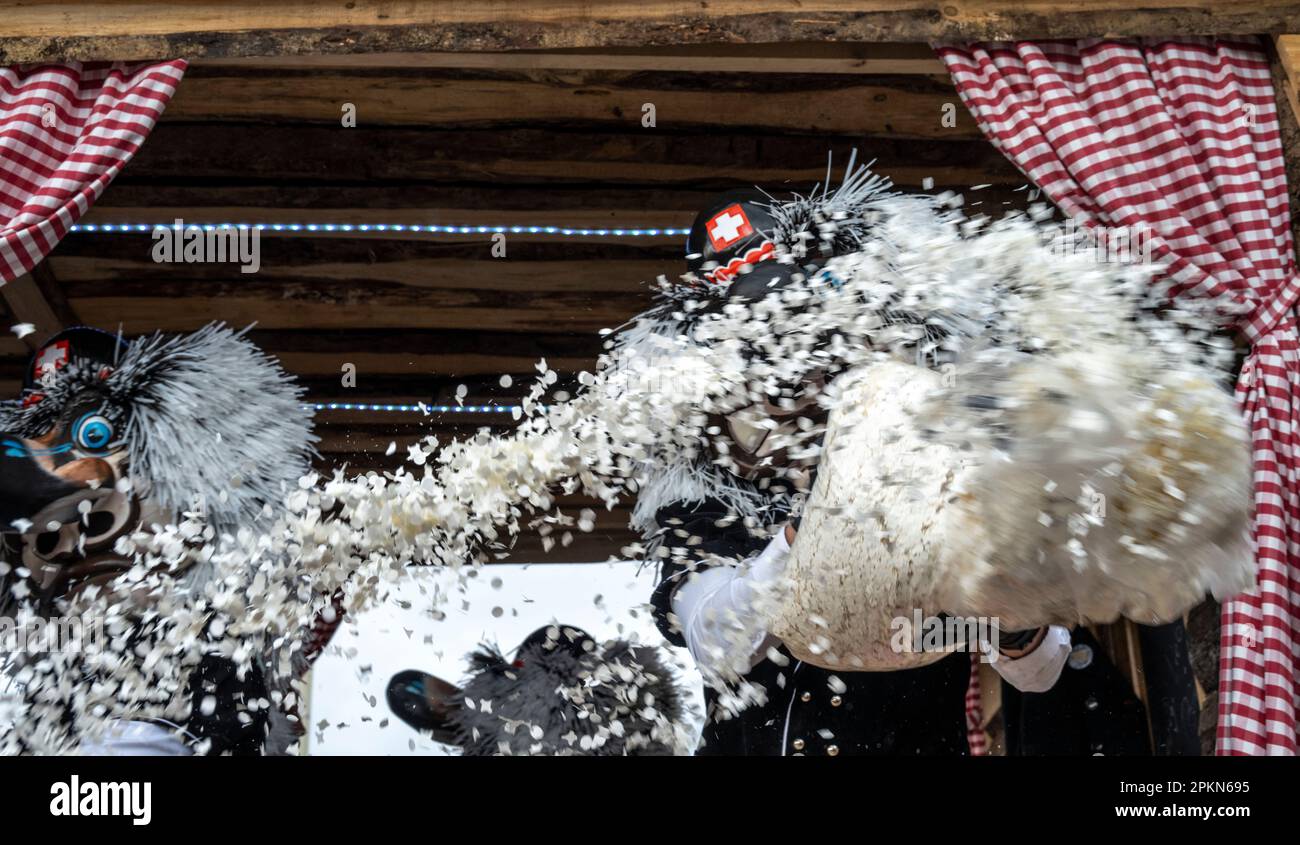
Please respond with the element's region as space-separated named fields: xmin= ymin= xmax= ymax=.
xmin=685 ymin=190 xmax=780 ymax=286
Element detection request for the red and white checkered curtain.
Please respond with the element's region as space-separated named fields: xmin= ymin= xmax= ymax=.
xmin=0 ymin=60 xmax=186 ymax=284
xmin=937 ymin=37 xmax=1299 ymax=755
xmin=964 ymin=667 xmax=987 ymax=755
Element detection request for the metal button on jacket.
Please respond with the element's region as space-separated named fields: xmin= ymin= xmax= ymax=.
xmin=1067 ymin=643 xmax=1094 ymax=670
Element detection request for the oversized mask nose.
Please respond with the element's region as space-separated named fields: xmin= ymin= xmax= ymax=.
xmin=0 ymin=431 xmax=117 ymax=531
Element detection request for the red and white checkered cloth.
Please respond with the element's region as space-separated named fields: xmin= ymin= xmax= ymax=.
xmin=965 ymin=658 xmax=988 ymax=755
xmin=937 ymin=38 xmax=1299 ymax=755
xmin=0 ymin=60 xmax=186 ymax=284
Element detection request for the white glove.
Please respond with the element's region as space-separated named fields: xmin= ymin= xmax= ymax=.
xmin=78 ymin=720 xmax=194 ymax=756
xmin=988 ymin=625 xmax=1072 ymax=693
xmin=671 ymin=530 xmax=791 ymax=682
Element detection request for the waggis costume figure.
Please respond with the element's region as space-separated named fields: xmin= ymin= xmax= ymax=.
xmin=0 ymin=324 xmax=317 ymax=754
xmin=387 ymin=624 xmax=689 ymax=755
xmin=632 ymin=160 xmax=1251 ymax=756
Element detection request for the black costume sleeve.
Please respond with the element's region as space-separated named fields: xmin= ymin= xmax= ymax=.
xmin=183 ymin=654 xmax=271 ymax=755
xmin=648 ymin=499 xmax=769 ymax=647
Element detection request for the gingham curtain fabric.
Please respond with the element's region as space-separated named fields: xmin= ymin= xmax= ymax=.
xmin=0 ymin=60 xmax=186 ymax=284
xmin=937 ymin=37 xmax=1299 ymax=755
xmin=965 ymin=664 xmax=988 ymax=755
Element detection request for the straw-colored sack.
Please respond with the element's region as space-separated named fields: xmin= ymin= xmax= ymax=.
xmin=772 ymin=362 xmax=965 ymax=669
xmin=772 ymin=357 xmax=1252 ymax=671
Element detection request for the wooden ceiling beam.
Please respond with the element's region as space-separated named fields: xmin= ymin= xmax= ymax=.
xmin=278 ymin=350 xmax=588 ymax=378
xmin=246 ymin=326 xmax=600 ymax=358
xmin=49 ymin=250 xmax=676 ymax=293
xmin=194 ymin=44 xmax=949 ymax=75
xmin=298 ymin=374 xmax=573 ymax=403
xmin=58 ymin=291 xmax=648 ymax=335
xmin=163 ymin=66 xmax=977 ymax=138
xmin=114 ymin=125 xmax=1023 ymax=190
xmin=85 ymin=182 xmax=720 ymax=213
xmin=1 ymin=2 xmax=1295 ymax=63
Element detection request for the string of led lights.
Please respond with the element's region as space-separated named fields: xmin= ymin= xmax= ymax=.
xmin=0 ymin=400 xmax=533 ymax=415
xmin=308 ymin=402 xmax=533 ymax=414
xmin=70 ymin=222 xmax=690 ymax=238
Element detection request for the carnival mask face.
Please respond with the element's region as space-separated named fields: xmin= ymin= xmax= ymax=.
xmin=0 ymin=324 xmax=315 ymax=609
xmin=3 ymin=397 xmax=123 ymax=517
xmin=0 ymin=392 xmax=151 ymax=604
xmin=11 ymin=486 xmax=144 ymax=604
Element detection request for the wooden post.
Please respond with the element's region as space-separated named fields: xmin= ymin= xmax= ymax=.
xmin=0 ymin=270 xmax=64 ymax=349
xmin=1271 ymin=36 xmax=1300 ymax=265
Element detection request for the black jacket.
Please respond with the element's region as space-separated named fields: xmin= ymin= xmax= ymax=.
xmin=650 ymin=498 xmax=970 ymax=756
xmin=1002 ymin=621 xmax=1200 ymax=756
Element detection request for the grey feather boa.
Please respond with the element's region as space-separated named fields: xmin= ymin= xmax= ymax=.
xmin=452 ymin=628 xmax=686 ymax=756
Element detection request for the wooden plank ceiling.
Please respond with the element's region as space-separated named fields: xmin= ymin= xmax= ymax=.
xmin=2 ymin=2 xmax=1297 ymax=62
xmin=17 ymin=43 xmax=1048 ymax=559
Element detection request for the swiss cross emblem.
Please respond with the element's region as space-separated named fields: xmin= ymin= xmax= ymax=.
xmin=34 ymin=340 xmax=70 ymax=380
xmin=706 ymin=204 xmax=754 ymax=251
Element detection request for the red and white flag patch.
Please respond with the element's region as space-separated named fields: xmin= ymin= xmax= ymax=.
xmin=34 ymin=340 xmax=70 ymax=380
xmin=705 ymin=204 xmax=754 ymax=251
